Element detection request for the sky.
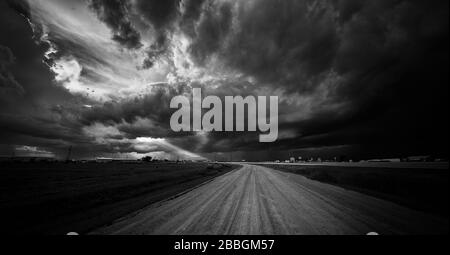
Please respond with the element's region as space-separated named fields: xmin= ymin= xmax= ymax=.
xmin=0 ymin=0 xmax=448 ymax=161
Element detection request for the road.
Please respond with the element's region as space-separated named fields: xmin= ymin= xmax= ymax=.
xmin=92 ymin=164 xmax=447 ymax=235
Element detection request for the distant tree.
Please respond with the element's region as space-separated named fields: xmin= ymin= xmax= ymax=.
xmin=142 ymin=156 xmax=153 ymax=162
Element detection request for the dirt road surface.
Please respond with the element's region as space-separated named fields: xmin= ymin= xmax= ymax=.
xmin=92 ymin=164 xmax=447 ymax=235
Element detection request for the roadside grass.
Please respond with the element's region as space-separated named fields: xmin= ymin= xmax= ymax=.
xmin=261 ymin=164 xmax=449 ymax=217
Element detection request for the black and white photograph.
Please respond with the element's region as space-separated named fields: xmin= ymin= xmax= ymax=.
xmin=0 ymin=0 xmax=448 ymax=241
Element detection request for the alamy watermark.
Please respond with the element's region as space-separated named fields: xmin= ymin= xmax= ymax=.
xmin=170 ymin=88 xmax=278 ymax=142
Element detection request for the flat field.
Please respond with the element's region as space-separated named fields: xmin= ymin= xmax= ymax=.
xmin=0 ymin=161 xmax=239 ymax=234
xmin=256 ymin=163 xmax=449 ymax=217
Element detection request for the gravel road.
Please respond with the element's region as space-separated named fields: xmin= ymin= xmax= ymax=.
xmin=92 ymin=164 xmax=447 ymax=235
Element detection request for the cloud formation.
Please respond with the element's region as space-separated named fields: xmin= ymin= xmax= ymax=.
xmin=89 ymin=0 xmax=142 ymax=49
xmin=0 ymin=0 xmax=448 ymax=160
xmin=0 ymin=45 xmax=24 ymax=98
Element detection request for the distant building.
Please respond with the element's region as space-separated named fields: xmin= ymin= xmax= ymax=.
xmin=367 ymin=158 xmax=401 ymax=163
xmin=95 ymin=157 xmax=139 ymax=163
xmin=406 ymin=156 xmax=433 ymax=162
xmin=95 ymin=157 xmax=113 ymax=163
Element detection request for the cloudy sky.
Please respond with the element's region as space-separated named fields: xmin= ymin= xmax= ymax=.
xmin=0 ymin=0 xmax=448 ymax=161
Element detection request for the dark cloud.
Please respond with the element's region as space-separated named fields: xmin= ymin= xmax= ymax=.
xmin=89 ymin=0 xmax=143 ymax=49
xmin=0 ymin=45 xmax=24 ymax=99
xmin=189 ymin=1 xmax=233 ymax=65
xmin=0 ymin=1 xmax=96 ymax=158
xmin=0 ymin=0 xmax=448 ymax=160
xmin=0 ymin=1 xmax=69 ymax=103
xmin=179 ymin=0 xmax=449 ymax=159
xmin=135 ymin=0 xmax=180 ymax=29
xmin=141 ymin=33 xmax=169 ymax=69
xmin=187 ymin=0 xmax=448 ymax=96
xmin=133 ymin=0 xmax=180 ymax=69
xmin=179 ymin=0 xmax=206 ymax=37
xmin=80 ymin=83 xmax=191 ymax=137
xmin=138 ymin=0 xmax=207 ymax=68
xmin=5 ymin=0 xmax=30 ymax=20
xmin=81 ymin=84 xmax=179 ymax=124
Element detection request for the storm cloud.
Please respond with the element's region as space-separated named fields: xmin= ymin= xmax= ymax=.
xmin=0 ymin=0 xmax=448 ymax=161
xmin=89 ymin=0 xmax=143 ymax=49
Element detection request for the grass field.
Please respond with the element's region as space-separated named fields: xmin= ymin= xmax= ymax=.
xmin=0 ymin=162 xmax=240 ymax=235
xmin=259 ymin=164 xmax=449 ymax=217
